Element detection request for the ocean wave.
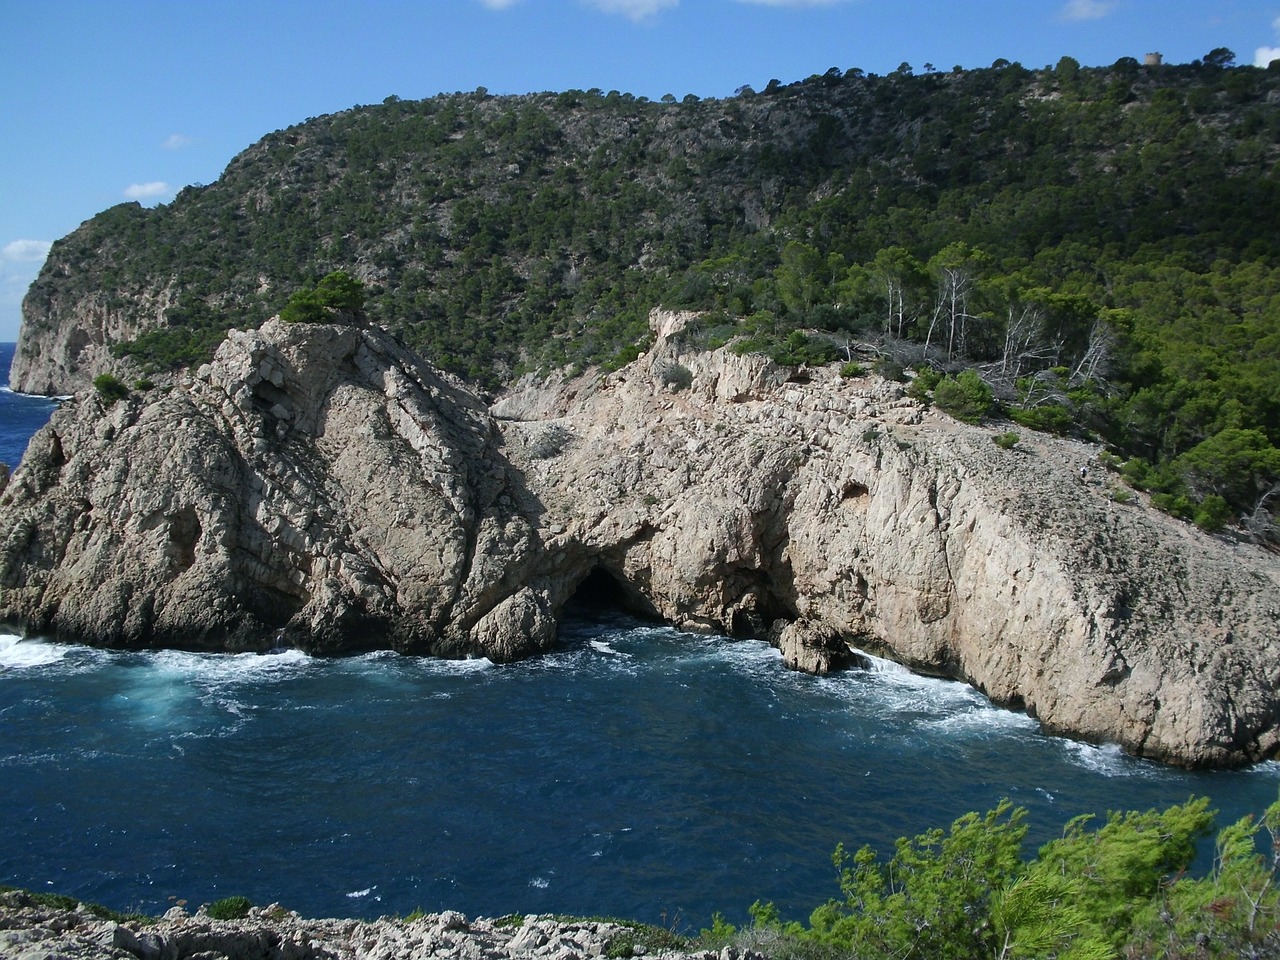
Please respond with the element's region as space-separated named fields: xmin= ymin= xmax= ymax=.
xmin=0 ymin=634 xmax=73 ymax=669
xmin=147 ymin=648 xmax=315 ymax=686
xmin=1058 ymin=739 xmax=1160 ymax=778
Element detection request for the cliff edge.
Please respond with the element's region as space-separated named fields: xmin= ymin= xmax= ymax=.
xmin=2 ymin=313 xmax=1278 ymax=767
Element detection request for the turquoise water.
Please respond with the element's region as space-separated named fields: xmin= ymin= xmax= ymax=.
xmin=1 ymin=343 xmax=1277 ymax=928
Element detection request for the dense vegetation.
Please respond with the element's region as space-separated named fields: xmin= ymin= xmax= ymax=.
xmin=21 ymin=51 xmax=1280 ymax=538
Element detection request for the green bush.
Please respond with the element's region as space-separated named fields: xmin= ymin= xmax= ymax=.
xmin=993 ymin=431 xmax=1020 ymax=450
xmin=906 ymin=367 xmax=942 ymax=401
xmin=206 ymin=895 xmax=253 ymax=920
xmin=1193 ymin=493 xmax=1232 ymax=531
xmin=840 ymin=361 xmax=865 ymax=378
xmin=281 ymin=270 xmax=366 ymax=323
xmin=932 ymin=370 xmax=994 ymax=423
xmin=1008 ymin=403 xmax=1075 ymax=435
xmin=92 ymin=373 xmax=130 ymax=405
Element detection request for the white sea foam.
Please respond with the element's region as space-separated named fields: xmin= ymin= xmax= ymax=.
xmin=0 ymin=634 xmax=72 ymax=669
xmin=346 ymin=886 xmax=377 ymax=899
xmin=1059 ymin=739 xmax=1158 ymax=778
xmin=529 ymin=876 xmax=550 ymax=889
xmin=589 ymin=640 xmax=632 ymax=657
xmin=149 ymin=647 xmax=313 ymax=685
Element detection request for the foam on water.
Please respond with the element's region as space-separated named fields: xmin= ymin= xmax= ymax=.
xmin=148 ymin=647 xmax=314 ymax=685
xmin=1059 ymin=739 xmax=1161 ymax=778
xmin=0 ymin=634 xmax=73 ymax=669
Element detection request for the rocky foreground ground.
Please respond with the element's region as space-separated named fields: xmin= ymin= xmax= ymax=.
xmin=0 ymin=890 xmax=738 ymax=960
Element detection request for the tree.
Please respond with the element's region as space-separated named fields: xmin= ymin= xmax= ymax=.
xmin=281 ymin=270 xmax=366 ymax=323
xmin=1175 ymin=428 xmax=1280 ymax=513
xmin=1203 ymin=47 xmax=1237 ymax=68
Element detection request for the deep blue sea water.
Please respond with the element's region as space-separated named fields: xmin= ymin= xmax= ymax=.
xmin=1 ymin=341 xmax=1277 ymax=928
xmin=0 ymin=343 xmax=58 ymax=470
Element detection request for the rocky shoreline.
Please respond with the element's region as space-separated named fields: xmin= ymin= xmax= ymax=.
xmin=0 ymin=890 xmax=733 ymax=960
xmin=3 ymin=309 xmax=1279 ymax=766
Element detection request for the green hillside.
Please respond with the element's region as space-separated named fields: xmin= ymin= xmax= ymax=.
xmin=22 ymin=51 xmax=1280 ymax=536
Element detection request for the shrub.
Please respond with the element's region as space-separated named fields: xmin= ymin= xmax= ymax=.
xmin=932 ymin=370 xmax=994 ymax=423
xmin=992 ymin=431 xmax=1020 ymax=450
xmin=206 ymin=895 xmax=253 ymax=920
xmin=92 ymin=373 xmax=130 ymax=405
xmin=1008 ymin=403 xmax=1074 ymax=434
xmin=840 ymin=361 xmax=865 ymax=378
xmin=1194 ymin=493 xmax=1232 ymax=531
xmin=281 ymin=270 xmax=366 ymax=323
xmin=905 ymin=366 xmax=941 ymax=402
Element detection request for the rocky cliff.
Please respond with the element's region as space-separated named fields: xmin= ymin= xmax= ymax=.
xmin=2 ymin=313 xmax=1279 ymax=767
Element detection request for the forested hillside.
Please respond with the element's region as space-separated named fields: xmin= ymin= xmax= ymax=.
xmin=20 ymin=51 xmax=1280 ymax=537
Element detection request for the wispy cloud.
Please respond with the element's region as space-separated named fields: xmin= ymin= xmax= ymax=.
xmin=1 ymin=240 xmax=52 ymax=263
xmin=582 ymin=0 xmax=679 ymax=21
xmin=476 ymin=0 xmax=520 ymax=7
xmin=124 ymin=181 xmax=172 ymax=201
xmin=1060 ymin=0 xmax=1115 ymax=21
xmin=162 ymin=133 xmax=195 ymax=150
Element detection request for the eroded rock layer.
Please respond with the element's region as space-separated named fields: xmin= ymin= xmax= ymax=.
xmin=3 ymin=314 xmax=1279 ymax=767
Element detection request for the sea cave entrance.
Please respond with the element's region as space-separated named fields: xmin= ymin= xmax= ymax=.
xmin=564 ymin=565 xmax=657 ymax=621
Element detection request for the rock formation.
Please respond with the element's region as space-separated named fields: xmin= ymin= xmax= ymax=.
xmin=0 ymin=890 xmax=727 ymax=960
xmin=3 ymin=312 xmax=1279 ymax=767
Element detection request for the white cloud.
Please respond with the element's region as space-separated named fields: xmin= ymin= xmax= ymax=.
xmin=1 ymin=240 xmax=52 ymax=263
xmin=123 ymin=181 xmax=172 ymax=200
xmin=162 ymin=133 xmax=194 ymax=150
xmin=582 ymin=0 xmax=679 ymax=21
xmin=477 ymin=0 xmax=520 ymax=7
xmin=1256 ymin=15 xmax=1280 ymax=66
xmin=1060 ymin=0 xmax=1115 ymax=21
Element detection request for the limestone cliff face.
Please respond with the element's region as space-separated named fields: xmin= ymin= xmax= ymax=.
xmin=3 ymin=314 xmax=1279 ymax=767
xmin=9 ymin=216 xmax=167 ymax=395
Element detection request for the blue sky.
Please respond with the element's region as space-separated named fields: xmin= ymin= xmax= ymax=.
xmin=2 ymin=0 xmax=1278 ymax=343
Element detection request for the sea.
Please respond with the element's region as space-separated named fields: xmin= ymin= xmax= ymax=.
xmin=1 ymin=340 xmax=1278 ymax=928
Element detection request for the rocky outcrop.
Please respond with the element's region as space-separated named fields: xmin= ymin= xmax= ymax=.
xmin=0 ymin=890 xmax=726 ymax=960
xmin=3 ymin=312 xmax=1280 ymax=767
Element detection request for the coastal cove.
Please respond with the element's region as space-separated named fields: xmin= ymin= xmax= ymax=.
xmin=4 ymin=620 xmax=1280 ymax=930
xmin=3 ymin=342 xmax=1280 ymax=929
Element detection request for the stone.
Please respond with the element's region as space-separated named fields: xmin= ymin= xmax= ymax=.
xmin=3 ymin=311 xmax=1280 ymax=767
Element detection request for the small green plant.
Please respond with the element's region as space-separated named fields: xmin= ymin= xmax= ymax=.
xmin=134 ymin=378 xmax=155 ymax=391
xmin=840 ymin=361 xmax=865 ymax=378
xmin=206 ymin=895 xmax=253 ymax=920
xmin=93 ymin=372 xmax=130 ymax=405
xmin=1109 ymin=486 xmax=1133 ymax=503
xmin=993 ymin=431 xmax=1020 ymax=450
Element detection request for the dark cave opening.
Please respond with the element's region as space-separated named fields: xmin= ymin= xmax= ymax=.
xmin=566 ymin=566 xmax=635 ymax=613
